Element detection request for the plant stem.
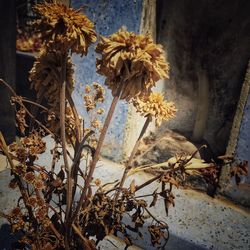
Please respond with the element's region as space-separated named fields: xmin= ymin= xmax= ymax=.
xmin=59 ymin=55 xmax=72 ymax=249
xmin=66 ymin=88 xmax=82 ymax=142
xmin=71 ymin=84 xmax=123 ymax=223
xmin=114 ymin=115 xmax=152 ymax=201
xmin=0 ymin=79 xmax=55 ymax=137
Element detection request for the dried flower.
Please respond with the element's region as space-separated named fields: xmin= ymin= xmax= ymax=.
xmin=42 ymin=218 xmax=52 ymax=228
xmin=27 ymin=196 xmax=38 ymax=207
xmin=21 ymin=132 xmax=46 ymax=155
xmin=96 ymin=29 xmax=169 ymax=100
xmin=29 ymin=50 xmax=74 ymax=110
xmin=39 ymin=172 xmax=48 ymax=180
xmin=23 ymin=172 xmax=36 ymax=184
xmin=35 ymin=206 xmax=48 ymax=221
xmin=13 ymin=164 xmax=27 ymax=176
xmin=93 ymin=82 xmax=105 ymax=103
xmin=34 ymin=180 xmax=46 ymax=190
xmin=94 ymin=178 xmax=101 ymax=186
xmin=96 ymin=108 xmax=104 ymax=115
xmin=34 ymin=2 xmax=97 ymax=55
xmin=9 ymin=179 xmax=18 ymax=189
xmin=11 ymin=207 xmax=22 ymax=217
xmin=15 ymin=148 xmax=28 ymax=163
xmin=65 ymin=106 xmax=76 ymax=137
xmin=132 ymin=92 xmax=176 ymax=127
xmin=16 ymin=31 xmax=42 ymax=53
xmin=85 ymin=85 xmax=91 ymax=93
xmin=90 ymin=137 xmax=98 ymax=148
xmin=37 ymin=197 xmax=46 ymax=207
xmin=91 ymin=119 xmax=101 ymax=129
xmin=16 ymin=107 xmax=28 ymax=135
xmin=84 ymin=95 xmax=96 ymax=111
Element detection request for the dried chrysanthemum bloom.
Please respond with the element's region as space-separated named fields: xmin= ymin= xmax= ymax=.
xmin=83 ymin=82 xmax=105 ymax=112
xmin=39 ymin=172 xmax=48 ymax=180
xmin=29 ymin=50 xmax=74 ymax=110
xmin=23 ymin=172 xmax=36 ymax=184
xmin=34 ymin=179 xmax=46 ymax=190
xmin=34 ymin=2 xmax=97 ymax=55
xmin=27 ymin=196 xmax=38 ymax=207
xmin=8 ymin=132 xmax=45 ymax=165
xmin=65 ymin=106 xmax=76 ymax=135
xmin=84 ymin=95 xmax=96 ymax=112
xmin=93 ymin=82 xmax=105 ymax=103
xmin=21 ymin=132 xmax=46 ymax=155
xmin=11 ymin=207 xmax=22 ymax=217
xmin=35 ymin=205 xmax=48 ymax=221
xmin=94 ymin=178 xmax=101 ymax=186
xmin=16 ymin=148 xmax=29 ymax=163
xmin=15 ymin=107 xmax=28 ymax=135
xmin=91 ymin=119 xmax=101 ymax=129
xmin=37 ymin=197 xmax=46 ymax=207
xmin=96 ymin=108 xmax=104 ymax=115
xmin=47 ymin=109 xmax=60 ymax=135
xmin=85 ymin=85 xmax=91 ymax=93
xmin=132 ymin=92 xmax=177 ymax=127
xmin=13 ymin=164 xmax=27 ymax=176
xmin=9 ymin=179 xmax=18 ymax=189
xmin=96 ymin=29 xmax=169 ymax=100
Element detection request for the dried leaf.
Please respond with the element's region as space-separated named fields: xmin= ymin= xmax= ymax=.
xmin=130 ymin=179 xmax=136 ymax=194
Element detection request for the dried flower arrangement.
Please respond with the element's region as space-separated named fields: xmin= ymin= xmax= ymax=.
xmin=0 ymin=2 xmax=248 ymax=250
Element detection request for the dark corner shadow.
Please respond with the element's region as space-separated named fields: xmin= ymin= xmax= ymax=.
xmin=0 ymin=224 xmax=23 ymax=250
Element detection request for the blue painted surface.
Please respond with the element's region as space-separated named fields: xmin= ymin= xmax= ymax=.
xmin=236 ymin=93 xmax=250 ymax=183
xmin=71 ymin=0 xmax=143 ymax=160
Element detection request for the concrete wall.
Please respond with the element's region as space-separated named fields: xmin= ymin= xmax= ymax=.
xmin=71 ymin=0 xmax=143 ymax=161
xmin=236 ymin=93 xmax=250 ymax=184
xmin=220 ymin=61 xmax=250 ymax=206
xmin=157 ymin=0 xmax=250 ymax=158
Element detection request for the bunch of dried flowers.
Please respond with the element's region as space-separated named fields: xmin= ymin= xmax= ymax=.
xmin=0 ymin=2 xmax=243 ymax=250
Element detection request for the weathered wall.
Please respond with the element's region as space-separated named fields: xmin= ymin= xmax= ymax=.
xmin=71 ymin=0 xmax=143 ymax=161
xmin=237 ymin=93 xmax=250 ymax=184
xmin=157 ymin=0 xmax=250 ymax=157
xmin=0 ymin=0 xmax=16 ymax=143
xmin=219 ymin=62 xmax=250 ymax=206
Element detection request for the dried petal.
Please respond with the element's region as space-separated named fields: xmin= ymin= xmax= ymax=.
xmin=133 ymin=92 xmax=177 ymax=126
xmin=96 ymin=29 xmax=169 ymax=100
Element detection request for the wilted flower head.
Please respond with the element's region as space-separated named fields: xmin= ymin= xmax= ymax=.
xmin=11 ymin=207 xmax=22 ymax=217
xmin=132 ymin=92 xmax=176 ymax=127
xmin=91 ymin=118 xmax=101 ymax=129
xmin=35 ymin=206 xmax=48 ymax=221
xmin=9 ymin=179 xmax=18 ymax=189
xmin=27 ymin=196 xmax=38 ymax=207
xmin=34 ymin=2 xmax=97 ymax=55
xmin=83 ymin=82 xmax=105 ymax=112
xmin=96 ymin=29 xmax=169 ymax=100
xmin=21 ymin=132 xmax=46 ymax=156
xmin=15 ymin=107 xmax=28 ymax=135
xmin=29 ymin=50 xmax=74 ymax=110
xmin=34 ymin=180 xmax=46 ymax=190
xmin=23 ymin=172 xmax=36 ymax=184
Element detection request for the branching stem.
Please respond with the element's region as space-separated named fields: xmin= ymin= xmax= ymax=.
xmin=71 ymin=84 xmax=123 ymax=223
xmin=114 ymin=115 xmax=152 ymax=201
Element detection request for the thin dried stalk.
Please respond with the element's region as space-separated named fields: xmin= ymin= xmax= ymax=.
xmin=66 ymin=88 xmax=82 ymax=143
xmin=0 ymin=79 xmax=55 ymax=137
xmin=114 ymin=115 xmax=152 ymax=201
xmin=59 ymin=55 xmax=72 ymax=250
xmin=72 ymin=83 xmax=123 ymax=223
